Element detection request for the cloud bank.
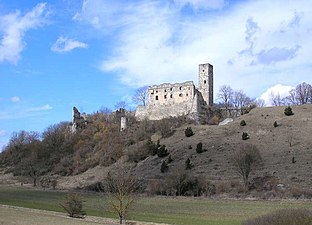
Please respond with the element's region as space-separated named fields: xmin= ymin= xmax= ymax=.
xmin=74 ymin=0 xmax=312 ymax=99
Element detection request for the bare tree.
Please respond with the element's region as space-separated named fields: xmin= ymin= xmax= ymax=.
xmin=232 ymin=144 xmax=262 ymax=192
xmin=232 ymin=90 xmax=253 ymax=111
xmin=270 ymin=92 xmax=285 ymax=106
xmin=114 ymin=101 xmax=127 ymax=110
xmin=254 ymin=98 xmax=265 ymax=107
xmin=217 ymin=85 xmax=234 ymax=109
xmin=105 ymin=167 xmax=137 ymax=224
xmin=132 ymin=86 xmax=148 ymax=106
xmin=98 ymin=106 xmax=112 ymax=114
xmin=285 ymin=82 xmax=312 ymax=105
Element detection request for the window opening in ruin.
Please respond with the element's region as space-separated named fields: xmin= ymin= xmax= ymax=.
xmin=186 ymin=93 xmax=188 ymax=97
xmin=170 ymin=88 xmax=173 ymax=91
xmin=156 ymin=96 xmax=158 ymax=100
xmin=165 ymin=89 xmax=166 ymax=92
xmin=170 ymin=94 xmax=173 ymax=98
xmin=164 ymin=95 xmax=167 ymax=99
xmin=179 ymin=86 xmax=182 ymax=90
xmin=202 ymin=70 xmax=205 ymax=72
xmin=204 ymin=80 xmax=207 ymax=84
xmin=179 ymin=93 xmax=183 ymax=97
xmin=156 ymin=90 xmax=158 ymax=93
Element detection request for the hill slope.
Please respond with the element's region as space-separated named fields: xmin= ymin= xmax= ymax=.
xmin=58 ymin=105 xmax=312 ymax=193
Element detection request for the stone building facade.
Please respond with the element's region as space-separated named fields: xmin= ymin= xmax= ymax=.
xmin=135 ymin=63 xmax=213 ymax=121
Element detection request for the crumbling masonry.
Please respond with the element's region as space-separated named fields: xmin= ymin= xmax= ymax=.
xmin=135 ymin=63 xmax=213 ymax=121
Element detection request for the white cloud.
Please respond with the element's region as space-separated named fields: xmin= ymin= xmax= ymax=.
xmin=10 ymin=96 xmax=20 ymax=102
xmin=0 ymin=3 xmax=49 ymax=64
xmin=260 ymin=84 xmax=294 ymax=106
xmin=75 ymin=0 xmax=312 ymax=99
xmin=173 ymin=0 xmax=226 ymax=10
xmin=27 ymin=104 xmax=52 ymax=112
xmin=51 ymin=36 xmax=88 ymax=53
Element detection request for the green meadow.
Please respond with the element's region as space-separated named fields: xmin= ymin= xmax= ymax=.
xmin=0 ymin=185 xmax=311 ymax=225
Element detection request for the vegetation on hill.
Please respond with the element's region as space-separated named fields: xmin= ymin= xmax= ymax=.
xmin=0 ymin=111 xmax=191 ymax=186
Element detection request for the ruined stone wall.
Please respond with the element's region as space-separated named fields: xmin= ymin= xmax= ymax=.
xmin=135 ymin=96 xmax=198 ymax=120
xmin=135 ymin=63 xmax=214 ymax=121
xmin=135 ymin=81 xmax=199 ymax=120
xmin=147 ymin=81 xmax=195 ymax=106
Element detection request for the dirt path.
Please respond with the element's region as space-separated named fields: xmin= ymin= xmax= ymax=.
xmin=0 ymin=205 xmax=168 ymax=225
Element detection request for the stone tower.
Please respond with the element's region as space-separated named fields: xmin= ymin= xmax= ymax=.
xmin=198 ymin=63 xmax=213 ymax=105
xmin=120 ymin=117 xmax=127 ymax=131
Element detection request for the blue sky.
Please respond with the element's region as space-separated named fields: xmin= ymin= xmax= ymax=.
xmin=0 ymin=0 xmax=311 ymax=149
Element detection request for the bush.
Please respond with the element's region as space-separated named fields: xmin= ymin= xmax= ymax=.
xmin=273 ymin=121 xmax=278 ymax=128
xmin=242 ymin=208 xmax=312 ymax=225
xmin=185 ymin=158 xmax=193 ymax=170
xmin=157 ymin=145 xmax=169 ymax=158
xmin=146 ymin=139 xmax=160 ymax=156
xmin=160 ymin=161 xmax=169 ymax=173
xmin=185 ymin=127 xmax=194 ymax=137
xmin=242 ymin=132 xmax=249 ymax=140
xmin=284 ymin=106 xmax=294 ymax=116
xmin=60 ymin=193 xmax=86 ymax=218
xmin=196 ymin=142 xmax=203 ymax=153
xmin=196 ymin=142 xmax=206 ymax=153
xmin=240 ymin=120 xmax=246 ymax=126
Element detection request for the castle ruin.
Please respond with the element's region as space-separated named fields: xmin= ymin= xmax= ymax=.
xmin=71 ymin=107 xmax=88 ymax=132
xmin=135 ymin=63 xmax=213 ymax=121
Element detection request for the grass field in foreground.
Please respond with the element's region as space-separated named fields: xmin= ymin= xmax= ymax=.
xmin=0 ymin=185 xmax=312 ymax=225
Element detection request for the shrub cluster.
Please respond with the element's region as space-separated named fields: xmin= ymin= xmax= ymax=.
xmin=147 ymin=173 xmax=216 ymax=197
xmin=196 ymin=142 xmax=207 ymax=154
xmin=242 ymin=132 xmax=249 ymax=140
xmin=284 ymin=106 xmax=294 ymax=116
xmin=185 ymin=158 xmax=193 ymax=170
xmin=240 ymin=120 xmax=246 ymax=126
xmin=157 ymin=145 xmax=169 ymax=158
xmin=273 ymin=121 xmax=278 ymax=128
xmin=185 ymin=127 xmax=194 ymax=137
